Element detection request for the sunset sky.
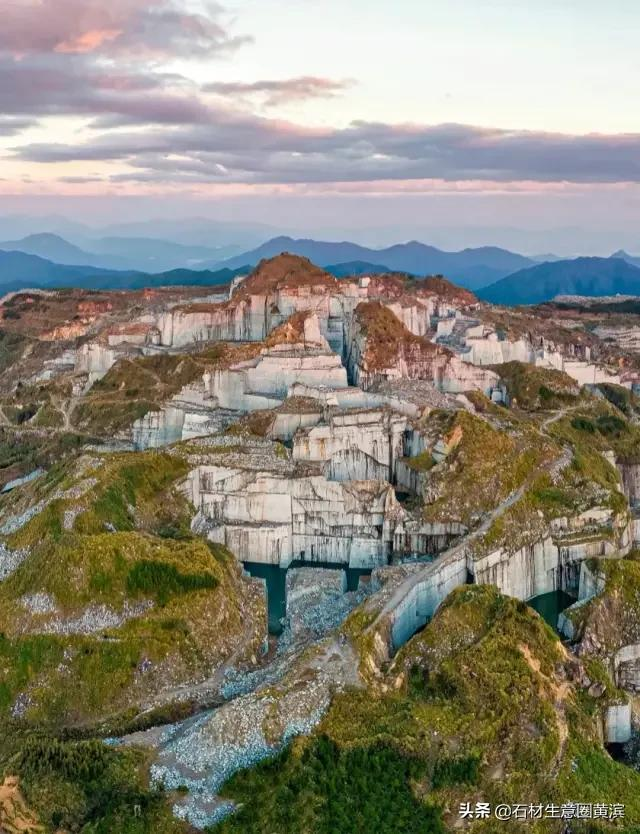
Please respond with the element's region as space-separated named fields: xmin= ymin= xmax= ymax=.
xmin=2 ymin=0 xmax=640 ymax=252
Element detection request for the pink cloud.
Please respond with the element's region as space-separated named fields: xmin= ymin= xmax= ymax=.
xmin=55 ymin=28 xmax=123 ymax=55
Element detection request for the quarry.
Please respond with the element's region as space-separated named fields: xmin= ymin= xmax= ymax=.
xmin=4 ymin=255 xmax=640 ymax=830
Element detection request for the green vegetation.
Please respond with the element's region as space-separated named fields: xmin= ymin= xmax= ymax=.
xmin=421 ymin=410 xmax=556 ymax=527
xmin=0 ymin=732 xmax=188 ymax=833
xmin=0 ymin=450 xmax=264 ymax=728
xmin=402 ymin=450 xmax=435 ymax=472
xmin=565 ymin=557 xmax=640 ymax=656
xmin=597 ymin=383 xmax=639 ymax=417
xmin=73 ymin=398 xmax=155 ymax=435
xmin=215 ymin=585 xmax=640 ymax=831
xmin=556 ymin=399 xmax=640 ymax=464
xmin=126 ymin=560 xmax=217 ymax=606
xmin=74 ymin=353 xmax=205 ymax=434
xmin=493 ymin=361 xmax=580 ymax=411
xmin=571 ymin=416 xmax=595 ymax=433
xmin=0 ymin=328 xmax=27 ymax=374
xmin=0 ymin=532 xmax=243 ymax=726
xmin=354 ymin=301 xmax=436 ymax=371
xmin=0 ymin=427 xmax=87 ymax=490
xmin=33 ymin=403 xmax=65 ymax=428
xmin=213 ymin=736 xmax=444 ymax=834
xmin=476 ymin=401 xmax=632 ymax=554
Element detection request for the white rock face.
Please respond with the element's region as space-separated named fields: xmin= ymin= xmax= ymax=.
xmin=617 ymin=461 xmax=640 ymax=507
xmin=390 ymin=549 xmax=469 ymax=650
xmin=292 ymin=409 xmax=407 ymax=482
xmin=205 ymin=335 xmax=349 ymax=414
xmin=563 ymin=360 xmax=624 ymax=387
xmin=472 ymin=525 xmax=629 ymax=601
xmin=288 ymin=383 xmax=387 ymax=411
xmin=614 ymin=644 xmax=640 ymax=692
xmin=466 ymin=335 xmax=538 ymax=366
xmin=132 ymin=405 xmax=237 ymax=450
xmin=75 ymin=342 xmax=118 ymax=384
xmin=436 ymin=317 xmax=632 ymax=389
xmin=344 ymin=314 xmax=499 ymax=396
xmin=594 ymin=324 xmax=640 ymax=354
xmin=606 ymin=703 xmax=632 ymax=743
xmin=132 ymin=316 xmax=349 ymax=448
xmin=186 ymin=465 xmax=404 ymax=568
xmin=387 ymin=516 xmax=632 ymax=652
xmin=156 ymin=287 xmax=353 ymax=354
xmin=269 ymin=410 xmax=323 ymax=441
xmin=394 ymin=519 xmax=467 ymax=557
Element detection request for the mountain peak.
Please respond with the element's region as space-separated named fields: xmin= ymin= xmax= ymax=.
xmin=240 ymin=253 xmax=337 ymax=294
xmin=478 ymin=255 xmax=640 ymax=305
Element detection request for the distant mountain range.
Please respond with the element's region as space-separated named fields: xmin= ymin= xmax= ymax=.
xmin=478 ymin=257 xmax=640 ymax=305
xmin=324 ymin=261 xmax=398 ymax=277
xmin=210 ymin=236 xmax=535 ymax=289
xmin=4 ymin=228 xmax=640 ymax=305
xmin=612 ymin=250 xmax=640 ymax=269
xmin=0 ymin=215 xmax=274 ymax=251
xmin=0 ymin=233 xmax=236 ymax=273
xmin=0 ymin=250 xmax=247 ymax=294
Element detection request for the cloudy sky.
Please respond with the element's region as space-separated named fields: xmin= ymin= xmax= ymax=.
xmin=2 ymin=0 xmax=640 ymax=252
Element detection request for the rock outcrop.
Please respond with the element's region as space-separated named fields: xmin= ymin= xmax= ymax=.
xmin=292 ymin=408 xmax=407 ymax=482
xmin=184 ymin=441 xmax=405 ymax=569
xmin=345 ymin=301 xmax=499 ymax=395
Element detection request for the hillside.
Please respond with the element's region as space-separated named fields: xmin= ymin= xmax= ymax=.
xmin=0 ymin=233 xmax=129 ymax=270
xmin=325 ymin=260 xmax=395 ymax=277
xmin=3 ymin=253 xmax=640 ymax=830
xmin=612 ymin=250 xmax=640 ymax=269
xmin=210 ymin=236 xmax=534 ymax=289
xmin=479 ymin=256 xmax=640 ymax=304
xmin=0 ymin=233 xmax=231 ymax=273
xmin=0 ymin=250 xmax=247 ymax=293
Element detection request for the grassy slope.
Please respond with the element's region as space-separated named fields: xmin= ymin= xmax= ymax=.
xmin=0 ymin=450 xmax=265 ymax=730
xmin=72 ymin=354 xmax=206 ymax=435
xmin=0 ymin=447 xmax=267 ymax=832
xmin=72 ymin=342 xmax=265 ymax=436
xmin=564 ymin=555 xmax=640 ymax=655
xmin=493 ymin=361 xmax=581 ymax=411
xmin=419 ymin=410 xmax=557 ymax=527
xmin=213 ymin=586 xmax=640 ymax=833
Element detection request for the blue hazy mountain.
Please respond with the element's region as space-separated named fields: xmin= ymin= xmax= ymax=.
xmin=324 ymin=261 xmax=400 ymax=277
xmin=0 ymin=233 xmax=237 ymax=273
xmin=208 ymin=236 xmax=535 ymax=289
xmin=0 ymin=234 xmax=126 ymax=269
xmin=0 ymin=249 xmax=247 ymax=293
xmin=478 ymin=257 xmax=640 ymax=305
xmin=611 ymin=250 xmax=640 ymax=269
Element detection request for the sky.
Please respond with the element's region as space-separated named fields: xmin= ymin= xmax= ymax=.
xmin=2 ymin=0 xmax=640 ymax=253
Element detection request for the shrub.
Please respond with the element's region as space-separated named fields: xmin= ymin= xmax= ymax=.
xmin=432 ymin=754 xmax=480 ymax=788
xmin=598 ymin=383 xmax=632 ymax=415
xmin=126 ymin=560 xmax=217 ymax=606
xmin=12 ymin=735 xmax=176 ymax=833
xmin=571 ymin=416 xmax=596 ymax=433
xmin=213 ymin=736 xmax=444 ymax=834
xmin=597 ymin=414 xmax=627 ymax=437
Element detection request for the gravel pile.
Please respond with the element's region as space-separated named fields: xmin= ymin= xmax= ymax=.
xmin=21 ymin=592 xmax=57 ymax=614
xmin=145 ymin=670 xmax=334 ymax=828
xmin=0 ymin=544 xmax=29 ymax=580
xmin=38 ymin=600 xmax=154 ymax=635
xmin=0 ymin=476 xmax=98 ymax=536
xmin=11 ymin=692 xmax=32 ymax=719
xmin=282 ymin=567 xmax=373 ymax=643
xmin=0 ymin=500 xmax=46 ymax=535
